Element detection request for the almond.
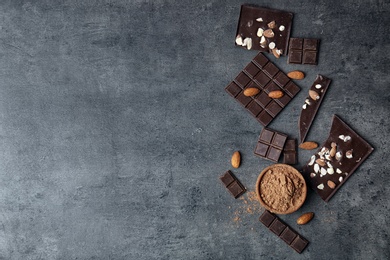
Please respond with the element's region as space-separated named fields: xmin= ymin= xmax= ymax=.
xmin=243 ymin=87 xmax=260 ymax=96
xmin=299 ymin=141 xmax=319 ymax=150
xmin=297 ymin=212 xmax=314 ymax=225
xmin=272 ymin=48 xmax=280 ymax=59
xmin=231 ymin=151 xmax=241 ymax=168
xmin=263 ymin=29 xmax=274 ymax=38
xmin=309 ymin=90 xmax=320 ymax=100
xmin=268 ymin=90 xmax=284 ymax=99
xmin=327 ymin=180 xmax=336 ymax=189
xmin=287 ymin=70 xmax=305 ymax=80
xmin=267 ymin=21 xmax=276 ymax=29
xmin=315 ymin=159 xmax=326 ymax=167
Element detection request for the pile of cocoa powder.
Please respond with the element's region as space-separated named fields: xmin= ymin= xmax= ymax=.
xmin=259 ymin=165 xmax=305 ymax=213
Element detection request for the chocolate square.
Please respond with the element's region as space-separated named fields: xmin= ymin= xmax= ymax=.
xmin=219 ymin=171 xmax=235 ymax=186
xmin=284 ymin=81 xmax=300 ymax=97
xmin=256 ymin=111 xmax=273 ymax=126
xmin=290 ymin=236 xmax=309 ymax=253
xmin=253 ymin=52 xmax=269 ymax=67
xmin=269 ymin=218 xmax=287 ymax=236
xmin=283 ymin=139 xmax=297 ymax=165
xmin=236 ymin=92 xmax=252 ymax=107
xmin=225 ymin=82 xmax=242 ymax=97
xmin=275 ymin=94 xmax=292 ymax=108
xmin=254 ymin=71 xmax=271 ymax=87
xmin=265 ymin=101 xmax=282 ymax=117
xmin=259 ymin=129 xmax=274 ymax=143
xmin=235 ymin=72 xmax=251 ymax=87
xmin=263 ymin=62 xmax=279 ymax=78
xmin=255 ymin=91 xmax=272 ymax=108
xmin=267 ymin=147 xmax=282 ymax=162
xmin=235 ymin=5 xmax=293 ymax=55
xmin=247 ymin=101 xmax=263 ymax=117
xmin=244 ymin=62 xmax=260 ymax=78
xmin=274 ymin=72 xmax=290 ymax=87
xmin=264 ymin=81 xmax=281 ymax=94
xmin=272 ymin=133 xmax=288 ymax=148
xmin=289 ymin=38 xmax=303 ymax=49
xmin=288 ymin=50 xmax=302 ymax=64
xmin=280 ymin=227 xmax=298 ymax=245
xmin=259 ymin=210 xmax=276 ymax=227
xmin=255 ymin=142 xmax=269 ymax=157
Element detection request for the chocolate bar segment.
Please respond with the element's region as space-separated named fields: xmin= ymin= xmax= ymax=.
xmin=235 ymin=5 xmax=293 ymax=55
xmin=225 ymin=52 xmax=300 ymax=126
xmin=219 ymin=170 xmax=246 ymax=199
xmin=254 ymin=128 xmax=288 ymax=162
xmin=283 ymin=139 xmax=297 ymax=165
xmin=288 ymin=38 xmax=320 ymax=65
xmin=299 ymin=75 xmax=331 ymax=143
xmin=302 ymin=115 xmax=374 ymax=202
xmin=259 ymin=211 xmax=309 ymax=254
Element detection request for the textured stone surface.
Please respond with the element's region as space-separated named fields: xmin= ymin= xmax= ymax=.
xmin=0 ymin=0 xmax=389 ymax=259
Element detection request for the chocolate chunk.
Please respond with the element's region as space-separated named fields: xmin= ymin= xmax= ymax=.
xmin=219 ymin=170 xmax=246 ymax=199
xmin=302 ymin=115 xmax=374 ymax=202
xmin=283 ymin=139 xmax=297 ymax=165
xmin=288 ymin=38 xmax=320 ymax=65
xmin=254 ymin=128 xmax=288 ymax=162
xmin=225 ymin=53 xmax=300 ymax=126
xmin=299 ymin=74 xmax=332 ymax=143
xmin=259 ymin=211 xmax=309 ymax=253
xmin=235 ymin=5 xmax=293 ymax=55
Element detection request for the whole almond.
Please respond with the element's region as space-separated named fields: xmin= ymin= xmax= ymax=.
xmin=231 ymin=151 xmax=241 ymax=168
xmin=268 ymin=90 xmax=284 ymax=99
xmin=309 ymin=90 xmax=320 ymax=100
xmin=287 ymin=70 xmax=305 ymax=80
xmin=299 ymin=141 xmax=318 ymax=150
xmin=243 ymin=87 xmax=260 ymax=96
xmin=330 ymin=146 xmax=337 ymax=157
xmin=297 ymin=212 xmax=314 ymax=225
xmin=327 ymin=180 xmax=336 ymax=189
xmin=263 ymin=29 xmax=274 ymax=38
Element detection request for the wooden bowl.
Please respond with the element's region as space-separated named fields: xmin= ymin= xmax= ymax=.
xmin=256 ymin=164 xmax=307 ymax=214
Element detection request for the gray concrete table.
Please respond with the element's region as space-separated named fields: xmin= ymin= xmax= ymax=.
xmin=0 ymin=0 xmax=388 ymax=259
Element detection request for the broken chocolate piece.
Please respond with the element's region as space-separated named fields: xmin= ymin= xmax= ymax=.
xmin=299 ymin=75 xmax=331 ymax=143
xmin=254 ymin=128 xmax=287 ymax=162
xmin=219 ymin=170 xmax=246 ymax=199
xmin=288 ymin=38 xmax=320 ymax=65
xmin=259 ymin=211 xmax=309 ymax=253
xmin=302 ymin=115 xmax=374 ymax=202
xmin=235 ymin=5 xmax=293 ymax=55
xmin=225 ymin=52 xmax=300 ymax=126
xmin=283 ymin=139 xmax=297 ymax=164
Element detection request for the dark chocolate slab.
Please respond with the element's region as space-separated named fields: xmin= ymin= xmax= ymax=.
xmin=235 ymin=5 xmax=293 ymax=56
xmin=219 ymin=170 xmax=246 ymax=199
xmin=298 ymin=74 xmax=331 ymax=143
xmin=288 ymin=38 xmax=320 ymax=65
xmin=254 ymin=128 xmax=288 ymax=162
xmin=225 ymin=52 xmax=300 ymax=126
xmin=302 ymin=115 xmax=374 ymax=202
xmin=283 ymin=139 xmax=297 ymax=165
xmin=259 ymin=211 xmax=309 ymax=254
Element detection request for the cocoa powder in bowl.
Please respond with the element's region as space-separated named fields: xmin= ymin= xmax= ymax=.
xmin=256 ymin=164 xmax=307 ymax=214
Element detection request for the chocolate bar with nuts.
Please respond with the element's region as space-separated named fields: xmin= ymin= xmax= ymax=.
xmin=235 ymin=5 xmax=293 ymax=57
xmin=259 ymin=210 xmax=309 ymax=253
xmin=298 ymin=74 xmax=331 ymax=143
xmin=302 ymin=115 xmax=374 ymax=202
xmin=219 ymin=170 xmax=246 ymax=199
xmin=225 ymin=52 xmax=300 ymax=126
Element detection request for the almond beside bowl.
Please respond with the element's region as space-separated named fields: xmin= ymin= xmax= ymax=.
xmin=256 ymin=164 xmax=307 ymax=214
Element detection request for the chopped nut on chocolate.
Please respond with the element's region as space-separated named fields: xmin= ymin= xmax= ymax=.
xmin=336 ymin=168 xmax=342 ymax=174
xmin=302 ymin=104 xmax=307 ymax=109
xmin=279 ymin=25 xmax=285 ymax=31
xmin=256 ymin=17 xmax=263 ymax=22
xmin=267 ymin=20 xmax=276 ymax=29
xmin=314 ymin=164 xmax=320 ymax=173
xmin=268 ymin=42 xmax=276 ymax=49
xmin=316 ymin=159 xmax=326 ymax=166
xmin=317 ymin=183 xmax=324 ymax=190
xmin=336 ymin=151 xmax=343 ymax=161
xmin=346 ymin=150 xmax=353 ymax=159
xmin=308 ymin=155 xmax=315 ymax=166
xmin=327 ymin=167 xmax=334 ymax=175
xmin=315 ymin=84 xmax=322 ymax=89
xmin=263 ymin=29 xmax=275 ymax=38
xmin=309 ymin=90 xmax=320 ymax=100
xmin=310 ymin=173 xmax=316 ymax=178
xmin=339 ymin=177 xmax=343 ymax=182
xmin=236 ymin=35 xmax=243 ymax=45
xmin=257 ymin=28 xmax=264 ymax=37
xmin=327 ymin=180 xmax=336 ymax=189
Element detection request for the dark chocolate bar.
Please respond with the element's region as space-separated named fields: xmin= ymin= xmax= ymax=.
xmin=283 ymin=139 xmax=297 ymax=164
xmin=302 ymin=115 xmax=374 ymax=202
xmin=235 ymin=5 xmax=293 ymax=56
xmin=225 ymin=52 xmax=300 ymax=126
xmin=254 ymin=128 xmax=287 ymax=162
xmin=259 ymin=211 xmax=309 ymax=253
xmin=298 ymin=75 xmax=331 ymax=143
xmin=219 ymin=170 xmax=246 ymax=199
xmin=288 ymin=38 xmax=320 ymax=65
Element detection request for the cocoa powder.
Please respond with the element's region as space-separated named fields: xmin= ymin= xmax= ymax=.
xmin=259 ymin=165 xmax=305 ymax=213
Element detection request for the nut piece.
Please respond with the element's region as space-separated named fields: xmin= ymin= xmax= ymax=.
xmin=231 ymin=151 xmax=241 ymax=168
xmin=267 ymin=21 xmax=276 ymax=29
xmin=256 ymin=17 xmax=263 ymax=22
xmin=315 ymin=159 xmax=326 ymax=167
xmin=235 ymin=35 xmax=243 ymax=45
xmin=297 ymin=212 xmax=314 ymax=225
xmin=330 ymin=146 xmax=337 ymax=157
xmin=299 ymin=141 xmax=319 ymax=150
xmin=279 ymin=25 xmax=285 ymax=31
xmin=346 ymin=150 xmax=353 ymax=159
xmin=309 ymin=90 xmax=320 ymax=100
xmin=317 ymin=183 xmax=324 ymax=190
xmin=308 ymin=155 xmax=316 ymax=166
xmin=260 ymin=36 xmax=267 ymax=48
xmin=327 ymin=180 xmax=336 ymax=189
xmin=268 ymin=90 xmax=284 ymax=99
xmin=287 ymin=70 xmax=305 ymax=80
xmin=335 ymin=151 xmax=343 ymax=161
xmin=272 ymin=48 xmax=281 ymax=59
xmin=243 ymin=38 xmax=252 ymax=50
xmin=263 ymin=29 xmax=274 ymax=38
xmin=257 ymin=28 xmax=264 ymax=37
xmin=268 ymin=42 xmax=276 ymax=49
xmin=243 ymin=87 xmax=260 ymax=97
